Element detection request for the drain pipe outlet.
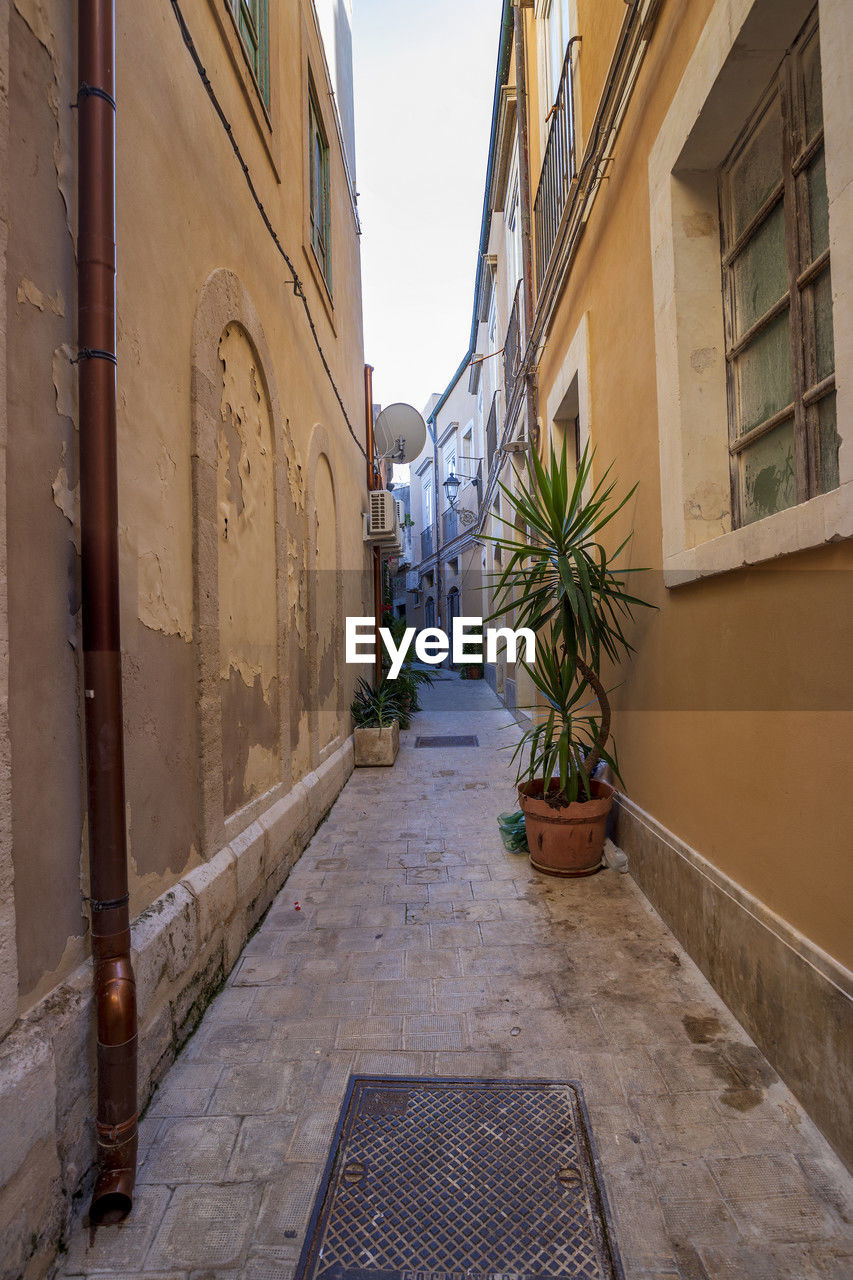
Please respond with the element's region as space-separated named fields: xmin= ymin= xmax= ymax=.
xmin=77 ymin=0 xmax=138 ymax=1224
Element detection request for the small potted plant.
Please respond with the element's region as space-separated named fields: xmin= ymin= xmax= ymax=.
xmin=379 ymin=615 xmax=435 ymax=726
xmin=351 ymin=677 xmax=403 ymax=766
xmin=489 ymin=441 xmax=651 ymax=876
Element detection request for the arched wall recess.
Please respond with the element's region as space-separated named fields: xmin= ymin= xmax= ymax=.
xmin=190 ymin=268 xmax=297 ymax=855
xmin=306 ymin=423 xmax=345 ymax=767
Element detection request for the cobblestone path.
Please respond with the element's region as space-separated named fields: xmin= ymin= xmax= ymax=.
xmin=57 ymin=675 xmax=852 ymax=1279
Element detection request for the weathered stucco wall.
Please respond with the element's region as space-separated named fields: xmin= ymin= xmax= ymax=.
xmin=527 ymin=0 xmax=853 ymax=1162
xmin=535 ymin=0 xmax=853 ymax=970
xmin=6 ymin=1 xmax=85 ymax=1007
xmin=2 ymin=0 xmax=369 ymax=1008
xmin=0 ymin=0 xmax=371 ymax=1271
xmin=217 ymin=323 xmax=281 ymax=814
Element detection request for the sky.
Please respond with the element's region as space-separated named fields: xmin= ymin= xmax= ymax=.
xmin=352 ymin=0 xmax=503 ymax=416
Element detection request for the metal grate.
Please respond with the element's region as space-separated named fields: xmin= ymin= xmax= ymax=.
xmin=415 ymin=735 xmax=479 ymax=748
xmin=294 ymin=1076 xmax=624 ymax=1280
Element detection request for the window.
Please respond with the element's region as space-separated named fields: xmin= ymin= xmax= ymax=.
xmin=443 ymin=439 xmax=457 ymax=491
xmin=229 ymin=0 xmax=269 ymax=107
xmin=720 ymin=14 xmax=837 ymax=527
xmin=507 ymin=173 xmax=521 ymax=291
xmin=422 ymin=477 xmax=433 ymax=528
xmin=544 ymin=0 xmax=571 ymax=111
xmin=309 ymin=88 xmax=332 ymax=289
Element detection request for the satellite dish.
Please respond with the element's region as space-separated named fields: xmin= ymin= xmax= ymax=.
xmin=373 ymin=402 xmax=427 ymax=465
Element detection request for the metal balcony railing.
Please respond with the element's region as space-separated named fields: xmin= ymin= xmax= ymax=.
xmin=486 ymin=392 xmax=498 ymax=469
xmin=503 ymin=283 xmax=522 ymax=406
xmin=533 ymin=41 xmax=577 ymax=290
xmin=420 ymin=526 xmax=433 ymax=560
xmin=442 ymin=506 xmax=458 ymax=544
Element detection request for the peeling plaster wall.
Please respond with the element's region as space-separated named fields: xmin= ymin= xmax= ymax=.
xmin=6 ymin=2 xmax=85 ymax=1006
xmin=314 ymin=453 xmax=340 ymax=753
xmin=1 ymin=0 xmax=369 ymax=1262
xmin=1 ymin=0 xmax=368 ymax=1014
xmin=217 ymin=324 xmax=281 ymax=814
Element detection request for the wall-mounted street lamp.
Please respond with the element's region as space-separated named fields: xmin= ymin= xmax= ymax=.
xmin=442 ymin=465 xmax=483 ymax=527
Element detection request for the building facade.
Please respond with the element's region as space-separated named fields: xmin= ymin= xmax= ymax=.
xmin=0 ymin=1 xmax=370 ymax=1272
xmin=407 ymin=380 xmax=489 ymax=652
xmin=413 ymin=0 xmax=853 ymax=1171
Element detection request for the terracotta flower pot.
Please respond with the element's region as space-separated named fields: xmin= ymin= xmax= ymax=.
xmin=518 ymin=778 xmax=614 ymax=877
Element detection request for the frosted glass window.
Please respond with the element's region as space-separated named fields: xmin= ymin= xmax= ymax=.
xmin=800 ymin=29 xmax=823 ymax=145
xmin=731 ymin=202 xmax=787 ymax=338
xmin=727 ymin=97 xmax=782 ymax=242
xmin=740 ymin=421 xmax=797 ymax=525
xmin=813 ymin=269 xmax=834 ymax=384
xmin=720 ymin=8 xmax=837 ymax=527
xmin=734 ymin=311 xmax=792 ymax=436
xmin=807 ymin=151 xmax=829 ymax=261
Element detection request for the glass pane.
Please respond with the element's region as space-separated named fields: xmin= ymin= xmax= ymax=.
xmin=239 ymin=14 xmax=258 ymax=62
xmin=807 ymin=149 xmax=829 ymax=261
xmin=812 ymin=267 xmax=835 ymax=383
xmin=740 ymin=419 xmax=797 ymax=524
xmin=817 ymin=392 xmax=840 ymax=493
xmin=732 ymin=201 xmax=787 ymax=337
xmin=735 ymin=309 xmax=792 ymax=435
xmin=729 ymin=96 xmax=783 ymax=243
xmin=801 ymin=30 xmax=823 ymax=143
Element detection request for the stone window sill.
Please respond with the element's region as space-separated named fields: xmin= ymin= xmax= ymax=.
xmin=663 ymin=481 xmax=853 ymax=587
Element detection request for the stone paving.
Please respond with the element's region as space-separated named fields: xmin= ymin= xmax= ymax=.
xmin=56 ymin=675 xmax=853 ymax=1279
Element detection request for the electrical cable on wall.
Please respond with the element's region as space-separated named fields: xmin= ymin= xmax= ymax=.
xmin=168 ymin=0 xmax=368 ymax=463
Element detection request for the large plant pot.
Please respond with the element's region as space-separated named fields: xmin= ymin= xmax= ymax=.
xmin=518 ymin=778 xmax=614 ymax=877
xmin=354 ymin=721 xmax=399 ymax=767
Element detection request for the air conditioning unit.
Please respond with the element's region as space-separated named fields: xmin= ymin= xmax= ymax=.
xmin=363 ymin=490 xmax=402 ymax=551
xmin=370 ymin=490 xmax=396 ymax=537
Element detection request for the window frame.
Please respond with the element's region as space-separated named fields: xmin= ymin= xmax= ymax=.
xmin=308 ymin=83 xmax=332 ymax=293
xmin=648 ymin=0 xmax=851 ymax=587
xmin=228 ymin=0 xmax=270 ymax=109
xmin=718 ymin=12 xmax=836 ymax=529
xmin=422 ymin=477 xmax=433 ymax=529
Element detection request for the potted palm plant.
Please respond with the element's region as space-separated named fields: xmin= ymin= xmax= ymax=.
xmin=351 ymin=677 xmax=402 ymax=767
xmin=489 ymin=441 xmax=650 ymax=876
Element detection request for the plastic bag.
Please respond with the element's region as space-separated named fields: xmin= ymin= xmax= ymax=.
xmin=497 ymin=810 xmax=528 ymax=853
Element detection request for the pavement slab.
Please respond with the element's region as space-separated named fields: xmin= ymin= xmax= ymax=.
xmin=55 ymin=675 xmax=853 ymax=1280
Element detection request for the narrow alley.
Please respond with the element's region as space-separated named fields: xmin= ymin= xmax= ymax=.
xmin=56 ymin=675 xmax=852 ymax=1280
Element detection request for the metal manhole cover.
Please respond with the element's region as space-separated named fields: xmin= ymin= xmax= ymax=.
xmin=294 ymin=1076 xmax=624 ymax=1280
xmin=415 ymin=735 xmax=479 ymax=748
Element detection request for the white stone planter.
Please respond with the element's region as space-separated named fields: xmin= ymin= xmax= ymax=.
xmin=353 ymin=721 xmax=399 ymax=767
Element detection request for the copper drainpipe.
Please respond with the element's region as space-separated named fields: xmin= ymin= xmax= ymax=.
xmin=78 ymin=0 xmax=138 ymax=1224
xmin=364 ymin=365 xmax=383 ymax=686
xmin=513 ymin=0 xmax=539 ymax=448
